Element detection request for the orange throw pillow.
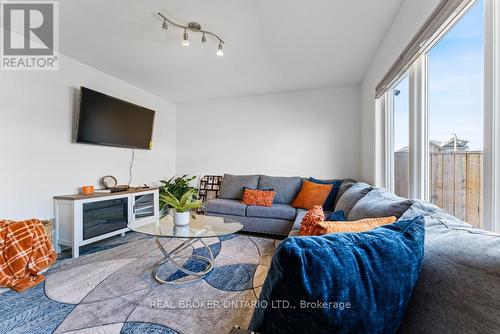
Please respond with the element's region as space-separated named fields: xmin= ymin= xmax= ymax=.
xmin=292 ymin=180 xmax=333 ymax=210
xmin=299 ymin=205 xmax=325 ymax=236
xmin=312 ymin=216 xmax=397 ymax=236
xmin=242 ymin=188 xmax=276 ymax=207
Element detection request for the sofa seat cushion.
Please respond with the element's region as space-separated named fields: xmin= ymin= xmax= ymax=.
xmin=334 ymin=182 xmax=373 ymax=217
xmin=292 ymin=209 xmax=308 ymax=231
xmin=258 ymin=175 xmax=302 ymax=204
xmin=246 ymin=203 xmax=297 ymax=220
xmin=219 ymin=174 xmax=260 ymax=200
xmin=348 ymin=187 xmax=413 ymax=221
xmin=249 ymin=215 xmax=425 ymax=334
xmin=397 ymin=202 xmax=500 ymax=334
xmin=204 ymin=199 xmax=247 ymax=216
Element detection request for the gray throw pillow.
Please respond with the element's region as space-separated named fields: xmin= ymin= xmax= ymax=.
xmin=219 ymin=174 xmax=260 ymax=200
xmin=348 ymin=188 xmax=413 ymax=221
xmin=334 ymin=182 xmax=373 ymax=217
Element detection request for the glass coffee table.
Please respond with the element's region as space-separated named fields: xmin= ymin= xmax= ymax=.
xmin=128 ymin=214 xmax=243 ymax=284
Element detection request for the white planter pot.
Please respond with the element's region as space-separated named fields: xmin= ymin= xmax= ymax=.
xmin=173 ymin=211 xmax=190 ymax=226
xmin=173 ymin=225 xmax=190 ymax=237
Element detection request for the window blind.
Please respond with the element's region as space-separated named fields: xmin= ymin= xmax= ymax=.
xmin=375 ymin=0 xmax=476 ymax=98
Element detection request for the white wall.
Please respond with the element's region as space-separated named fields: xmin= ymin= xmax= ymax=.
xmin=176 ymin=85 xmax=361 ymax=179
xmin=0 ymin=54 xmax=176 ymax=220
xmin=360 ymin=0 xmax=440 ymax=184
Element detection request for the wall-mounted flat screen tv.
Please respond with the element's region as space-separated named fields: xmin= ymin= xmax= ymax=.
xmin=75 ymin=87 xmax=155 ymax=150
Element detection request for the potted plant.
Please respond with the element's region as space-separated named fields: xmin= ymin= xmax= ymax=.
xmin=159 ymin=175 xmax=198 ymax=216
xmin=160 ymin=188 xmax=203 ymax=226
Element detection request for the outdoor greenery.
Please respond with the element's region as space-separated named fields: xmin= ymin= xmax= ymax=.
xmin=160 ymin=188 xmax=203 ymax=213
xmin=159 ymin=175 xmax=198 ymax=209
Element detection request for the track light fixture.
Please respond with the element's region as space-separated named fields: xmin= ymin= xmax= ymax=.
xmin=157 ymin=12 xmax=225 ymax=56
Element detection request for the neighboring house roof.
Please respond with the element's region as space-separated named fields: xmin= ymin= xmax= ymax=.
xmin=396 ymin=138 xmax=470 ymax=153
xmin=395 ymin=140 xmax=441 ymax=153
xmin=439 ymin=138 xmax=469 ymax=151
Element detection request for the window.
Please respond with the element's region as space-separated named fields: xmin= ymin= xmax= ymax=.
xmin=392 ymin=76 xmax=410 ymax=197
xmin=427 ymin=0 xmax=484 ymax=227
xmin=383 ymin=0 xmax=491 ymax=229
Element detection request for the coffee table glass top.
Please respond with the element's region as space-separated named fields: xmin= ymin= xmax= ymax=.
xmin=128 ymin=214 xmax=243 ymax=239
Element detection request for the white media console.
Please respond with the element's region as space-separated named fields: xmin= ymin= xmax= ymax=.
xmin=54 ymin=188 xmax=159 ymax=258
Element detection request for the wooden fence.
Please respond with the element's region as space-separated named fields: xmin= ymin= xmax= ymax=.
xmin=394 ymin=152 xmax=409 ymax=198
xmin=430 ymin=151 xmax=483 ymax=228
xmin=394 ymin=151 xmax=483 ymax=228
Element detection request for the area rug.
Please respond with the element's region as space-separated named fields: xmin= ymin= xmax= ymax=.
xmin=0 ymin=232 xmax=277 ymax=334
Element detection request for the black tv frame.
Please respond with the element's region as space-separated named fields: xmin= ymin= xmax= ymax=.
xmin=74 ymin=87 xmax=155 ymax=150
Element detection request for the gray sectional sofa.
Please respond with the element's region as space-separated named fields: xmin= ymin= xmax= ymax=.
xmin=204 ymin=174 xmax=354 ymax=236
xmin=288 ymin=181 xmax=500 ymax=333
xmin=206 ymin=174 xmax=500 ymax=333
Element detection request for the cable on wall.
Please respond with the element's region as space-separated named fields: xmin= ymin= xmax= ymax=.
xmin=128 ymin=149 xmax=135 ymax=186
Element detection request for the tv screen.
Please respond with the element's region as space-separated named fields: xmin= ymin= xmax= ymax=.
xmin=76 ymin=87 xmax=155 ymax=150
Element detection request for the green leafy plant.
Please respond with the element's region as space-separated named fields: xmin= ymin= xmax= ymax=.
xmin=160 ymin=188 xmax=203 ymax=213
xmin=159 ymin=175 xmax=198 ymax=209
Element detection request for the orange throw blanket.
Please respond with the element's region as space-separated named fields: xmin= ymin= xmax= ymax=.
xmin=0 ymin=219 xmax=56 ymax=292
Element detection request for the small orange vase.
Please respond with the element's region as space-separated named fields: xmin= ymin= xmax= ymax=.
xmin=81 ymin=186 xmax=94 ymax=195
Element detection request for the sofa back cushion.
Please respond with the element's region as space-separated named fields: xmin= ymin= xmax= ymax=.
xmin=258 ymin=175 xmax=302 ymax=204
xmin=334 ymin=178 xmax=356 ymax=207
xmin=348 ymin=188 xmax=413 ymax=221
xmin=219 ymin=174 xmax=260 ymax=200
xmin=334 ymin=182 xmax=372 ymax=217
xmin=249 ymin=215 xmax=425 ymax=334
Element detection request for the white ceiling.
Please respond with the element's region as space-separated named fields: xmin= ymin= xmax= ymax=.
xmin=59 ymin=0 xmax=403 ymax=103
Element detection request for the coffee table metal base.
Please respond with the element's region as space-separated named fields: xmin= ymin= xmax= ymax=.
xmin=152 ymin=237 xmax=215 ymax=284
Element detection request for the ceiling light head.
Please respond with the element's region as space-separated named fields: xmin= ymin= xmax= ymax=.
xmin=161 ymin=20 xmax=168 ymax=31
xmin=182 ymin=29 xmax=190 ymax=46
xmin=217 ymin=42 xmax=224 ymax=56
xmin=201 ymin=33 xmax=207 ymax=47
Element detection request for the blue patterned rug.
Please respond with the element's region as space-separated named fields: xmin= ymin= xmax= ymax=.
xmin=0 ymin=232 xmax=276 ymax=334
